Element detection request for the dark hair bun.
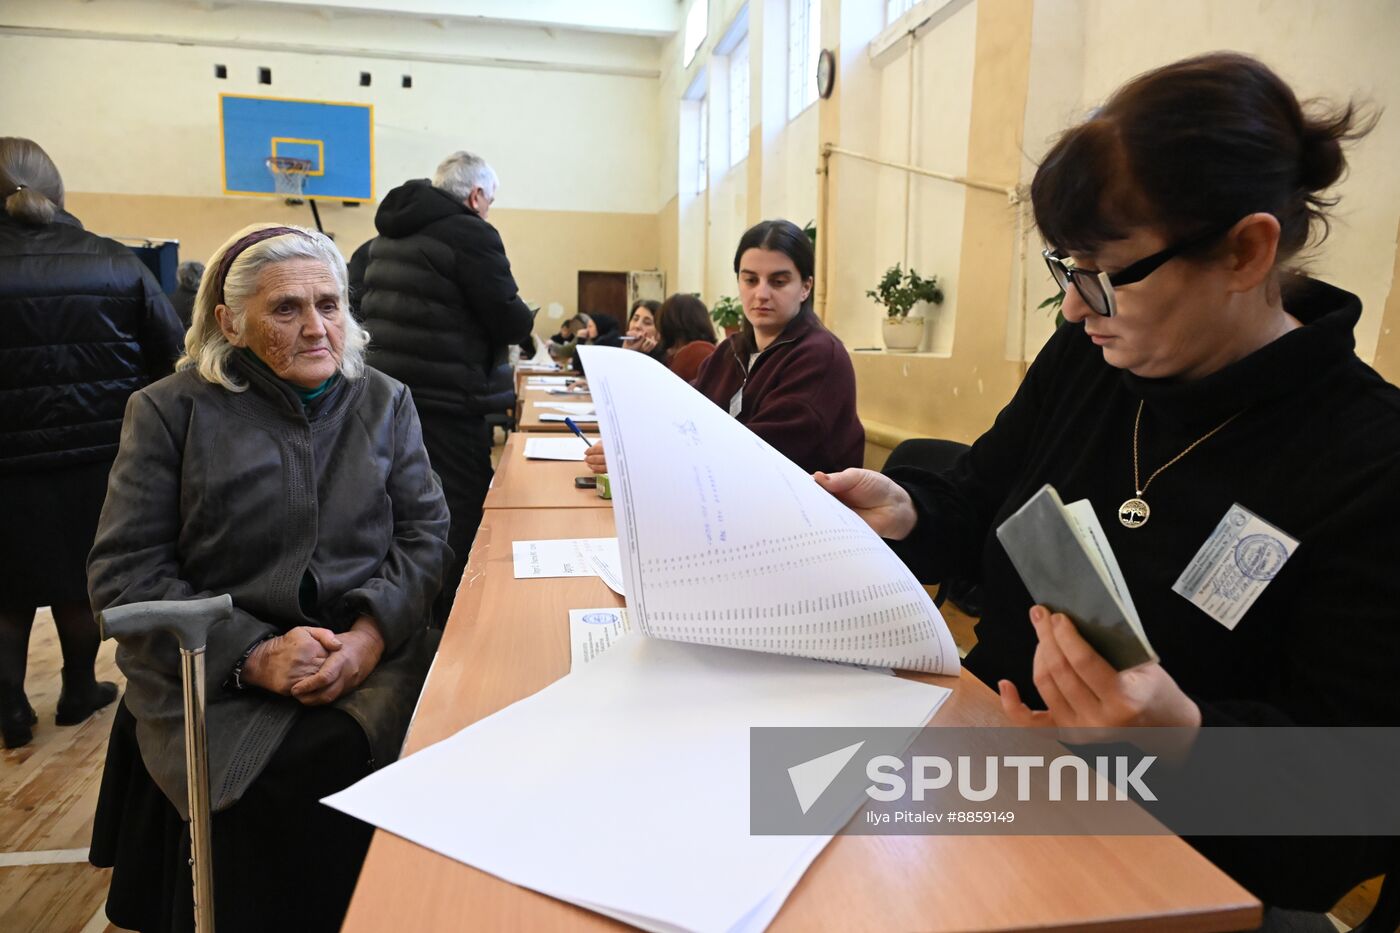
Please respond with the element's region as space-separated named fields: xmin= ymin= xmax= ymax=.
xmin=1297 ymin=102 xmax=1360 ymax=193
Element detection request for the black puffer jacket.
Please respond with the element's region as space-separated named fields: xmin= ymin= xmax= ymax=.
xmin=357 ymin=180 xmax=533 ymax=419
xmin=0 ymin=212 xmax=183 ymax=474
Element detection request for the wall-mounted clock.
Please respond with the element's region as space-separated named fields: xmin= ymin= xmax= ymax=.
xmin=816 ymin=48 xmax=836 ymax=99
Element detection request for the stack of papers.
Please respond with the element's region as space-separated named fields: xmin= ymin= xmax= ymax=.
xmin=327 ymin=347 xmax=960 ymax=932
xmin=324 ymin=636 xmax=949 ymax=933
xmin=522 ymin=436 xmax=588 ymax=461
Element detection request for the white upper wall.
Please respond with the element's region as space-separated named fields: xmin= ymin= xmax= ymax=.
xmin=1 ymin=0 xmax=664 ymax=214
xmin=236 ymin=0 xmax=680 ymax=37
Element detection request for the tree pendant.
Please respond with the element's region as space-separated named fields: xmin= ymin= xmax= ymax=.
xmin=1119 ymin=497 xmax=1150 ymax=528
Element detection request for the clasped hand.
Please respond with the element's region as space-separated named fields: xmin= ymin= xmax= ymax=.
xmin=242 ymin=616 xmax=385 ymax=705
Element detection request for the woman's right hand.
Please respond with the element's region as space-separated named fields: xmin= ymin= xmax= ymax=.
xmin=584 ymin=441 xmax=608 ymax=474
xmin=242 ymin=627 xmax=342 ymax=695
xmin=813 ymin=469 xmax=919 ymax=540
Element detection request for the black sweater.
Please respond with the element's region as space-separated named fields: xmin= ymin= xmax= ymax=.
xmin=887 ymin=279 xmax=1400 ymax=907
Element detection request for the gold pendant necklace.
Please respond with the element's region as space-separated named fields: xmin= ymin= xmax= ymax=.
xmin=1119 ymin=400 xmax=1242 ymax=529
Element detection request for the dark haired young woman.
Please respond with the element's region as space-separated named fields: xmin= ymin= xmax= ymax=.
xmin=586 ymin=219 xmax=864 ymax=475
xmin=819 ymin=53 xmax=1395 ymax=919
xmin=654 ymin=293 xmax=717 ymax=381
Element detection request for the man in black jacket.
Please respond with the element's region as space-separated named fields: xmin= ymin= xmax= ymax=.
xmin=354 ymin=151 xmax=534 ymax=624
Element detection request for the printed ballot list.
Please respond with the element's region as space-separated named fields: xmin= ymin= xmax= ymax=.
xmin=579 ymin=346 xmax=960 ymax=675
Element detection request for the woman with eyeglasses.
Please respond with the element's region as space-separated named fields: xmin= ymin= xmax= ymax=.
xmin=819 ymin=53 xmax=1396 ymax=917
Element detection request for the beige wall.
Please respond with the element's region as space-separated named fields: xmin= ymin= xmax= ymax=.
xmin=65 ymin=192 xmax=659 ymax=340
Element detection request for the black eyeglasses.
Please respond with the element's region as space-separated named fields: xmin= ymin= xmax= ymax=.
xmin=1042 ymin=220 xmax=1238 ymax=317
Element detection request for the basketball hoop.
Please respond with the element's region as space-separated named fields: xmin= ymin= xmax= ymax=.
xmin=265 ymin=156 xmax=313 ymax=202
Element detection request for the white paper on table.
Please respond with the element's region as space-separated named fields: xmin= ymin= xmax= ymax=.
xmin=588 ymin=552 xmax=626 ymax=596
xmin=540 ymin=412 xmax=599 ymax=423
xmin=324 ymin=635 xmax=950 ymax=933
xmin=512 ymin=537 xmax=619 ymax=579
xmin=577 ymin=346 xmax=960 ymax=675
xmin=522 ymin=437 xmax=589 ymax=461
xmin=547 ymin=387 xmax=592 ymax=396
xmin=536 ymin=402 xmax=599 ymax=415
xmin=567 ymin=607 xmax=631 ymax=669
xmin=526 ymin=375 xmax=571 ymax=385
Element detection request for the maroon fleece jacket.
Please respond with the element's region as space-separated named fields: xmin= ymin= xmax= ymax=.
xmin=691 ymin=307 xmax=864 ymax=474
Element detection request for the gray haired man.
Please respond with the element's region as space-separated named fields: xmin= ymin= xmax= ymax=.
xmin=353 ymin=151 xmax=533 ymax=624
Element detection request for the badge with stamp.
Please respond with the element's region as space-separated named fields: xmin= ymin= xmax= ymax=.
xmin=1171 ymin=504 xmax=1299 ymax=630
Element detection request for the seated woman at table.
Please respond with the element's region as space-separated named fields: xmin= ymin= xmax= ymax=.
xmin=622 ymin=298 xmax=666 ymax=361
xmin=818 ymin=53 xmax=1396 ymax=916
xmin=654 ymin=292 xmax=717 ymax=381
xmin=586 ymin=219 xmax=864 ymax=475
xmin=88 ymin=223 xmax=452 ymax=933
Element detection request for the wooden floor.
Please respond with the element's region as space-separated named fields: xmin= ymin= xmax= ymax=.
xmin=0 ymin=609 xmax=128 ymax=933
xmin=0 ymin=471 xmax=1381 ymax=932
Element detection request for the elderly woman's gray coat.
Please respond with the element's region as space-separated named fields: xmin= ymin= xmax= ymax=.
xmin=88 ymin=353 xmax=451 ymax=817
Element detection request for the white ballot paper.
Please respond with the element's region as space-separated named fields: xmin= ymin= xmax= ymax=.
xmin=540 ymin=412 xmax=599 ymax=423
xmin=537 ymin=401 xmax=599 ymax=415
xmin=568 ymin=607 xmax=632 ymax=668
xmin=512 ymin=537 xmax=620 ymax=578
xmin=324 ymin=635 xmax=950 ymax=933
xmin=523 ymin=437 xmax=589 ymax=461
xmin=578 ymin=346 xmax=959 ymax=675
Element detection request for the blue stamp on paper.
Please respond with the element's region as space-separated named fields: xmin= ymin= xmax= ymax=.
xmin=1234 ymin=534 xmax=1289 ymax=582
xmin=582 ymin=612 xmax=618 ymax=625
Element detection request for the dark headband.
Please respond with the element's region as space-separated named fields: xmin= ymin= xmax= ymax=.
xmin=213 ymin=226 xmax=310 ymax=305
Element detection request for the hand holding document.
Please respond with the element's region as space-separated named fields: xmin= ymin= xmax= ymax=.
xmin=578 ymin=346 xmax=960 ymax=675
xmin=996 ymin=484 xmax=1156 ymax=669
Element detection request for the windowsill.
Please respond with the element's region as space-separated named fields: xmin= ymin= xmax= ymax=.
xmin=869 ymin=0 xmax=962 ymax=64
xmin=726 ymin=156 xmax=748 ymax=176
xmin=850 ymin=348 xmax=951 ymax=359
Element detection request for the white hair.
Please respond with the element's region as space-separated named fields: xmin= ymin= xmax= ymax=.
xmin=178 ymin=223 xmax=370 ymax=391
xmin=433 ymin=150 xmax=498 ymax=203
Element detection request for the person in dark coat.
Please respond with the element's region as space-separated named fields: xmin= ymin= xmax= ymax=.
xmin=0 ymin=137 xmax=184 ymax=749
xmin=357 ymin=152 xmax=533 ymax=624
xmin=817 ymin=54 xmax=1396 ymax=920
xmin=168 ymin=260 xmax=203 ymax=329
xmin=88 ymin=223 xmax=450 ymax=933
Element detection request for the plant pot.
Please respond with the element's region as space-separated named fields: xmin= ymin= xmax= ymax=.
xmin=723 ymin=325 xmax=739 ymax=337
xmin=882 ymin=317 xmax=925 ymax=352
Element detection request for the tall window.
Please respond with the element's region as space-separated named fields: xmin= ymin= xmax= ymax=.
xmin=684 ymin=0 xmax=709 ymax=67
xmin=728 ymin=36 xmax=750 ymax=167
xmin=697 ymin=96 xmax=709 ymax=193
xmin=886 ymin=0 xmax=916 ymax=25
xmin=787 ymin=0 xmax=821 ymax=120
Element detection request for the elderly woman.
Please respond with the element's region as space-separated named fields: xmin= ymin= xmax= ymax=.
xmin=87 ymin=223 xmax=450 ymax=933
xmin=819 ymin=54 xmax=1396 ymax=920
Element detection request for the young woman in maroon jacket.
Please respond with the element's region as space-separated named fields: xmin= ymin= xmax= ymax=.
xmin=585 ymin=219 xmax=863 ymax=475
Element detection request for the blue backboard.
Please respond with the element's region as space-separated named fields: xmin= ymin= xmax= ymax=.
xmin=220 ymin=94 xmax=374 ymax=201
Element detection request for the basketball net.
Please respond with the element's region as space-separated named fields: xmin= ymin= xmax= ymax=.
xmin=265 ymin=156 xmax=313 ymax=200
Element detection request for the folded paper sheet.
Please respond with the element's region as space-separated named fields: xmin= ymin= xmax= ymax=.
xmin=578 ymin=346 xmax=959 ymax=675
xmin=324 ymin=636 xmax=950 ymax=933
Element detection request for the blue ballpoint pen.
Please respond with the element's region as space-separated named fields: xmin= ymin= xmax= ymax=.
xmin=563 ymin=417 xmax=595 ymax=449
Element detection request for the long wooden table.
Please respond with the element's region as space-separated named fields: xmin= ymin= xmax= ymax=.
xmin=517 ymin=398 xmax=600 ymax=434
xmin=484 ymin=432 xmax=611 ymax=510
xmin=342 ymin=507 xmax=1261 ymax=933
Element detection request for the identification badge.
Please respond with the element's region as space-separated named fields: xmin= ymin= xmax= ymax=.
xmin=1171 ymin=504 xmax=1299 ymax=630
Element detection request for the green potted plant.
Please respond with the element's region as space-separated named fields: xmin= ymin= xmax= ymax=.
xmin=710 ymin=295 xmax=744 ymax=336
xmin=867 ymin=264 xmax=944 ymax=351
